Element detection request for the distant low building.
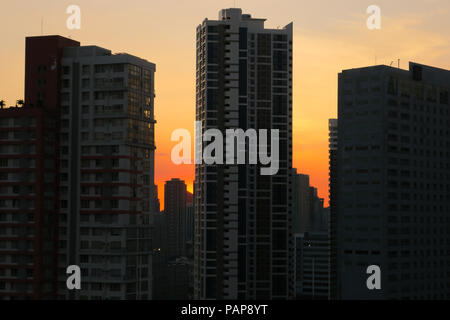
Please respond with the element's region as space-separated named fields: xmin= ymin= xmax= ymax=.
xmin=292 ymin=169 xmax=330 ymax=299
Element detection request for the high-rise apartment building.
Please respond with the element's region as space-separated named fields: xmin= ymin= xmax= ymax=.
xmin=0 ymin=108 xmax=59 ymax=299
xmin=0 ymin=36 xmax=80 ymax=299
xmin=0 ymin=35 xmax=158 ymax=300
xmin=328 ymin=118 xmax=338 ymax=300
xmin=164 ymin=178 xmax=187 ymax=260
xmin=194 ymin=8 xmax=294 ymax=299
xmin=291 ymin=169 xmax=310 ymax=234
xmin=57 ymin=44 xmax=156 ymax=299
xmin=336 ymin=62 xmax=450 ymax=299
xmin=292 ymin=169 xmax=328 ymax=234
xmin=186 ymin=192 xmax=194 ymax=254
xmin=152 ymin=179 xmax=189 ymax=299
xmin=151 ymin=210 xmax=167 ymax=299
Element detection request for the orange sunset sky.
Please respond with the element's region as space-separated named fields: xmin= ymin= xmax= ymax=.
xmin=1 ymin=0 xmax=450 ymax=209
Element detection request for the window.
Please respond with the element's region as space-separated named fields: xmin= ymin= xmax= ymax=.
xmin=110 ymin=284 xmax=121 ymax=292
xmin=62 ymin=79 xmax=70 ymax=89
xmin=111 ymin=229 xmax=121 ymax=236
xmin=82 ymin=65 xmax=90 ymax=75
xmin=111 ymin=199 xmax=119 ymax=209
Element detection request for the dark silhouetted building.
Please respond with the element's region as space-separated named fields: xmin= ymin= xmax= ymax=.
xmin=185 ymin=191 xmax=194 ymax=256
xmin=194 ymin=8 xmax=294 ymax=299
xmin=336 ymin=62 xmax=450 ymax=299
xmin=152 ymin=211 xmax=168 ymax=299
xmin=292 ymin=169 xmax=330 ymax=299
xmin=0 ymin=36 xmax=79 ymax=299
xmin=165 ymin=179 xmax=187 ymax=259
xmin=153 ymin=179 xmax=190 ymax=300
xmin=292 ymin=169 xmax=310 ymax=234
xmin=294 ymin=232 xmax=330 ymax=299
xmin=328 ymin=118 xmax=338 ymax=299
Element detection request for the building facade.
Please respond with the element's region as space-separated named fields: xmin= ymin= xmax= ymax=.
xmin=0 ymin=36 xmax=80 ymax=299
xmin=57 ymin=44 xmax=156 ymax=299
xmin=0 ymin=35 xmax=159 ymax=300
xmin=292 ymin=169 xmax=330 ymax=299
xmin=194 ymin=8 xmax=294 ymax=299
xmin=337 ymin=62 xmax=450 ymax=299
xmin=152 ymin=179 xmax=190 ymax=300
xmin=151 ymin=211 xmax=167 ymax=299
xmin=186 ymin=192 xmax=194 ymax=256
xmin=164 ymin=178 xmax=187 ymax=260
xmin=292 ymin=169 xmax=329 ymax=234
xmin=291 ymin=169 xmax=310 ymax=234
xmin=294 ymin=232 xmax=330 ymax=299
xmin=328 ymin=118 xmax=338 ymax=299
xmin=0 ymin=108 xmax=59 ymax=299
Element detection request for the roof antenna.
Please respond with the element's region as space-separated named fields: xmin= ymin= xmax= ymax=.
xmin=41 ymin=17 xmax=44 ymax=35
xmin=398 ymin=58 xmax=400 ymax=69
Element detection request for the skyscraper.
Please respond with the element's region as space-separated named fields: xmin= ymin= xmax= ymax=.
xmin=328 ymin=118 xmax=338 ymax=300
xmin=292 ymin=169 xmax=328 ymax=234
xmin=0 ymin=36 xmax=80 ymax=299
xmin=152 ymin=179 xmax=190 ymax=300
xmin=1 ymin=36 xmax=157 ymax=300
xmin=0 ymin=107 xmax=60 ymax=299
xmin=164 ymin=178 xmax=187 ymax=260
xmin=151 ymin=210 xmax=167 ymax=299
xmin=57 ymin=43 xmax=156 ymax=300
xmin=336 ymin=62 xmax=450 ymax=299
xmin=185 ymin=191 xmax=194 ymax=253
xmin=194 ymin=8 xmax=294 ymax=299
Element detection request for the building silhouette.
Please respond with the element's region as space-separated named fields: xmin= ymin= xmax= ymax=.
xmin=294 ymin=232 xmax=330 ymax=299
xmin=291 ymin=169 xmax=330 ymax=299
xmin=328 ymin=118 xmax=338 ymax=299
xmin=0 ymin=36 xmax=79 ymax=299
xmin=152 ymin=179 xmax=190 ymax=300
xmin=336 ymin=62 xmax=450 ymax=299
xmin=165 ymin=178 xmax=187 ymax=259
xmin=291 ymin=170 xmax=310 ymax=234
xmin=151 ymin=210 xmax=167 ymax=299
xmin=185 ymin=192 xmax=194 ymax=244
xmin=194 ymin=8 xmax=294 ymax=299
xmin=185 ymin=191 xmax=194 ymax=258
